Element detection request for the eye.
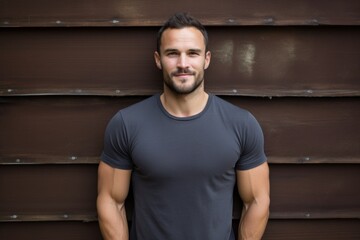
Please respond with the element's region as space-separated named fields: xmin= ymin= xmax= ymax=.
xmin=166 ymin=51 xmax=179 ymax=57
xmin=189 ymin=51 xmax=200 ymax=56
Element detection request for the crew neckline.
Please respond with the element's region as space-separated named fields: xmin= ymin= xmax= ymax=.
xmin=156 ymin=93 xmax=213 ymax=121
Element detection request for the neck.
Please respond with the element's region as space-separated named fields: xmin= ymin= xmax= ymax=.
xmin=160 ymin=87 xmax=209 ymax=118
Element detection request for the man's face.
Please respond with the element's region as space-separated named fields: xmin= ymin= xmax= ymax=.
xmin=154 ymin=27 xmax=211 ymax=95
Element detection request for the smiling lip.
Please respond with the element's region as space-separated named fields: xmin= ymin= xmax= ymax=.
xmin=174 ymin=73 xmax=192 ymax=76
xmin=172 ymin=71 xmax=195 ymax=77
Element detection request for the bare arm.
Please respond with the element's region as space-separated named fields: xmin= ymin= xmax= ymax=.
xmin=237 ymin=162 xmax=270 ymax=240
xmin=97 ymin=161 xmax=132 ymax=240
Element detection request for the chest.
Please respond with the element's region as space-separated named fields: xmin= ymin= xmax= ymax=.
xmin=130 ymin=118 xmax=241 ymax=179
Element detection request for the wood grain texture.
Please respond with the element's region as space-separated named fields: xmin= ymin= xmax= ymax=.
xmin=1 ymin=164 xmax=359 ymax=220
xmin=1 ymin=27 xmax=359 ymax=97
xmin=1 ymin=219 xmax=359 ymax=240
xmin=0 ymin=222 xmax=102 ymax=240
xmin=0 ymin=0 xmax=359 ymax=26
xmin=1 ymin=97 xmax=359 ymax=164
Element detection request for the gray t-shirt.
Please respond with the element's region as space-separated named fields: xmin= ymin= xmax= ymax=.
xmin=101 ymin=94 xmax=266 ymax=240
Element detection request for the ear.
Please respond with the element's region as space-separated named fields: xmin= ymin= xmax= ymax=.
xmin=154 ymin=51 xmax=162 ymax=70
xmin=204 ymin=51 xmax=211 ymax=70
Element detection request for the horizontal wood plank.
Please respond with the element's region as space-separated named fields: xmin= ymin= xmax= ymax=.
xmin=1 ymin=97 xmax=359 ymax=164
xmin=0 ymin=222 xmax=102 ymax=240
xmin=222 ymin=97 xmax=360 ymax=161
xmin=1 ymin=219 xmax=359 ymax=240
xmin=2 ymin=156 xmax=360 ymax=165
xmin=269 ymin=164 xmax=360 ymax=217
xmin=262 ymin=219 xmax=360 ymax=240
xmin=0 ymin=214 xmax=97 ymax=222
xmin=0 ymin=164 xmax=359 ymax=219
xmin=0 ymin=165 xmax=98 ymax=215
xmin=0 ymin=27 xmax=359 ymax=97
xmin=0 ymin=0 xmax=359 ymax=27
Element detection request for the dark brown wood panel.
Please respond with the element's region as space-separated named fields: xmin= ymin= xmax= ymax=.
xmin=1 ymin=97 xmax=359 ymax=164
xmin=0 ymin=165 xmax=98 ymax=217
xmin=0 ymin=164 xmax=359 ymax=220
xmin=0 ymin=96 xmax=139 ymax=163
xmin=223 ymin=97 xmax=360 ymax=163
xmin=1 ymin=27 xmax=359 ymax=97
xmin=262 ymin=219 xmax=360 ymax=240
xmin=0 ymin=0 xmax=359 ymax=26
xmin=269 ymin=164 xmax=360 ymax=219
xmin=0 ymin=222 xmax=102 ymax=240
xmin=1 ymin=219 xmax=359 ymax=240
xmin=233 ymin=219 xmax=360 ymax=240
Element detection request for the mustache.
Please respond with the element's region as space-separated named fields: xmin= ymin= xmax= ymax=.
xmin=171 ymin=69 xmax=195 ymax=76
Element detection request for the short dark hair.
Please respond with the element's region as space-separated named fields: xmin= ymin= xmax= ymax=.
xmin=156 ymin=12 xmax=209 ymax=53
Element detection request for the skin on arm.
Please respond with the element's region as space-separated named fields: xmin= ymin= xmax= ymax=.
xmin=97 ymin=161 xmax=132 ymax=240
xmin=237 ymin=162 xmax=270 ymax=240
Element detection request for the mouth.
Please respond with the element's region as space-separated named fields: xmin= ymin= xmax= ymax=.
xmin=173 ymin=74 xmax=193 ymax=78
xmin=172 ymin=71 xmax=195 ymax=77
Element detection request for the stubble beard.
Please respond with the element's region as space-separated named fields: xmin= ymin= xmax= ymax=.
xmin=163 ymin=70 xmax=205 ymax=95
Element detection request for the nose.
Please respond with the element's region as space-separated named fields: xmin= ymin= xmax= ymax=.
xmin=177 ymin=53 xmax=189 ymax=69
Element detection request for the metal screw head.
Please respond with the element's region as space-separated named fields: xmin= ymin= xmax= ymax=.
xmin=264 ymin=18 xmax=274 ymax=24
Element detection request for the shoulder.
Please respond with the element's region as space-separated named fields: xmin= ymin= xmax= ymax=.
xmin=106 ymin=95 xmax=159 ymax=130
xmin=121 ymin=95 xmax=158 ymax=115
xmin=112 ymin=95 xmax=158 ymax=122
xmin=211 ymin=95 xmax=254 ymax=122
xmin=210 ymin=95 xmax=263 ymax=138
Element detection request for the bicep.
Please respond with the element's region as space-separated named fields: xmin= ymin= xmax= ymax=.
xmin=98 ymin=161 xmax=132 ymax=204
xmin=236 ymin=162 xmax=270 ymax=204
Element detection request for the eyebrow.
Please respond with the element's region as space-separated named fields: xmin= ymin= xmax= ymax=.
xmin=163 ymin=48 xmax=179 ymax=53
xmin=163 ymin=48 xmax=203 ymax=53
xmin=188 ymin=48 xmax=202 ymax=53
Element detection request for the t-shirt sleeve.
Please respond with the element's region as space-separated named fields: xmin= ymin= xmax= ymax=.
xmin=100 ymin=112 xmax=133 ymax=169
xmin=236 ymin=112 xmax=267 ymax=170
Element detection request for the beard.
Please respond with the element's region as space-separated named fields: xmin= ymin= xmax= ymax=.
xmin=163 ymin=68 xmax=205 ymax=95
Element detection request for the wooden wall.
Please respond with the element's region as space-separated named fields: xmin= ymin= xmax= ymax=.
xmin=1 ymin=1 xmax=359 ymax=239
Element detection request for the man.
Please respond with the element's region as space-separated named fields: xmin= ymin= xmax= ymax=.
xmin=97 ymin=12 xmax=270 ymax=240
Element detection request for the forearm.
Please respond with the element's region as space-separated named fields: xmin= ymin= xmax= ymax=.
xmin=97 ymin=194 xmax=129 ymax=240
xmin=238 ymin=198 xmax=269 ymax=240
